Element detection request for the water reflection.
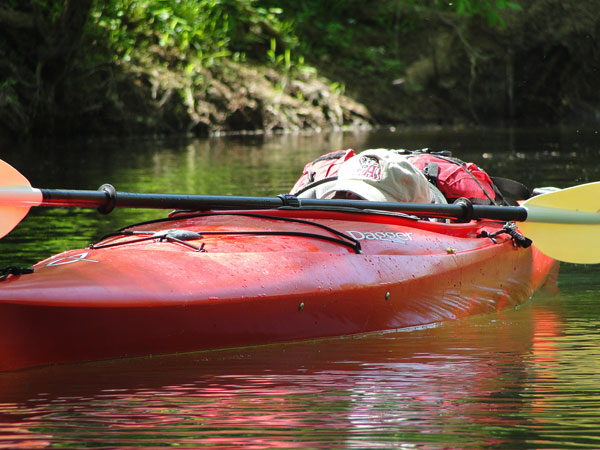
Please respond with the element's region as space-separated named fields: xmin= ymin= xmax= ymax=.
xmin=0 ymin=298 xmax=588 ymax=449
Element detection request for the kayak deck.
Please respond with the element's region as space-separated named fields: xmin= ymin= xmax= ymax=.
xmin=0 ymin=208 xmax=558 ymax=371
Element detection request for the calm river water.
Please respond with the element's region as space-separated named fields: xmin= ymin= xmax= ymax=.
xmin=0 ymin=127 xmax=599 ymax=449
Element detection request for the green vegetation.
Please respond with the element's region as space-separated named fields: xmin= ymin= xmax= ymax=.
xmin=92 ymin=1 xmax=294 ymax=66
xmin=0 ymin=0 xmax=598 ymax=138
xmin=89 ymin=0 xmax=521 ymax=80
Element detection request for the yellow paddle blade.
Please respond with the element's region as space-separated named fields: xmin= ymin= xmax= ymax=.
xmin=519 ymin=182 xmax=600 ymax=264
xmin=0 ymin=160 xmax=43 ymax=239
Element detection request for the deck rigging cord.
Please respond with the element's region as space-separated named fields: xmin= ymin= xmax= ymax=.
xmin=90 ymin=212 xmax=363 ymax=254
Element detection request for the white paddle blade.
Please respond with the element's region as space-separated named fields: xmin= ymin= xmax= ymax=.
xmin=0 ymin=160 xmax=43 ymax=238
xmin=0 ymin=187 xmax=43 ymax=238
xmin=520 ymin=182 xmax=600 ymax=264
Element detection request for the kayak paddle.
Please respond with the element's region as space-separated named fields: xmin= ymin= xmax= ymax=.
xmin=1 ymin=158 xmax=598 ymax=263
xmin=517 ymin=183 xmax=600 ymax=264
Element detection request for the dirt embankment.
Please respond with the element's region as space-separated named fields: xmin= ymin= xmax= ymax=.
xmin=117 ymin=60 xmax=373 ymax=137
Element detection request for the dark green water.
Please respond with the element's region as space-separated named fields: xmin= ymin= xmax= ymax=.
xmin=0 ymin=127 xmax=599 ymax=449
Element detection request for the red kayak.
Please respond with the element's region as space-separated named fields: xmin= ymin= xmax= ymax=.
xmin=0 ymin=207 xmax=558 ymax=371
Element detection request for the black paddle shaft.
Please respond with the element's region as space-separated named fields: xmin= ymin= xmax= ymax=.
xmin=39 ymin=186 xmax=528 ymax=222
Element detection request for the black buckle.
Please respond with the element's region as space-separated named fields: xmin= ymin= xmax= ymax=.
xmin=278 ymin=194 xmax=301 ymax=208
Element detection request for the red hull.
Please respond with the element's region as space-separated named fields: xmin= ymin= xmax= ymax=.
xmin=0 ymin=209 xmax=557 ymax=371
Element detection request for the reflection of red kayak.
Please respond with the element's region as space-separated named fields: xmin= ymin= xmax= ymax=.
xmin=0 ymin=208 xmax=558 ymax=371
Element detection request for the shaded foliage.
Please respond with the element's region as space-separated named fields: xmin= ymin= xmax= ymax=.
xmin=252 ymin=0 xmax=528 ymax=122
xmin=0 ymin=0 xmax=94 ymax=135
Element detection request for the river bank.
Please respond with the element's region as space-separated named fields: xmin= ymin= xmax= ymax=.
xmin=1 ymin=0 xmax=598 ymax=139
